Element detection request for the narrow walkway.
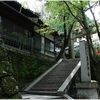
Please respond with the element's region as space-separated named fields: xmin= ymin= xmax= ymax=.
xmin=24 ymin=58 xmax=80 ymax=97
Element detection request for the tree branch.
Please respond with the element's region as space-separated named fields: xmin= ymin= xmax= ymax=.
xmin=63 ymin=1 xmax=85 ymax=28
xmin=68 ymin=2 xmax=81 ymax=10
xmin=66 ymin=1 xmax=98 ymax=12
xmin=88 ymin=1 xmax=100 ymax=40
xmin=84 ymin=1 xmax=99 ymax=12
xmin=80 ymin=1 xmax=95 ymax=59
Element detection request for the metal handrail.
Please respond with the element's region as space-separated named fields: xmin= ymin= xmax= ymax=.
xmin=1 ymin=34 xmax=55 ymax=58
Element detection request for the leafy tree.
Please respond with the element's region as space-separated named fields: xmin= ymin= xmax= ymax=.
xmin=44 ymin=1 xmax=76 ymax=61
xmin=44 ymin=1 xmax=100 ymax=83
xmin=44 ymin=1 xmax=100 ymax=60
xmin=62 ymin=1 xmax=100 ymax=79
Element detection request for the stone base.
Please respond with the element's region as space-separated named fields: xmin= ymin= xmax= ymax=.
xmin=76 ymin=82 xmax=98 ymax=99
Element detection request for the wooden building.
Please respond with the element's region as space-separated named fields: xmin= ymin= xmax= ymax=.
xmin=0 ymin=1 xmax=56 ymax=60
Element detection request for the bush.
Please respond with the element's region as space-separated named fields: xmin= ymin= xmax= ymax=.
xmin=74 ymin=47 xmax=80 ymax=58
xmin=7 ymin=50 xmax=55 ymax=90
xmin=90 ymin=55 xmax=100 ymax=85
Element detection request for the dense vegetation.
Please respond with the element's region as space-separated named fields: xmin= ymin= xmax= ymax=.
xmin=0 ymin=46 xmax=22 ymax=99
xmin=44 ymin=1 xmax=100 ymax=62
xmin=7 ymin=50 xmax=55 ymax=90
xmin=91 ymin=55 xmax=100 ymax=83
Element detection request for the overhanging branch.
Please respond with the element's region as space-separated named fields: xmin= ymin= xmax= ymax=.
xmin=88 ymin=1 xmax=100 ymax=40
xmin=63 ymin=1 xmax=85 ymax=28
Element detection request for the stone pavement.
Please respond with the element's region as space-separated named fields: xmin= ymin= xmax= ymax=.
xmin=21 ymin=93 xmax=63 ymax=99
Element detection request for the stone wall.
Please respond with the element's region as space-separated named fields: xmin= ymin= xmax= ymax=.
xmin=0 ymin=37 xmax=22 ymax=99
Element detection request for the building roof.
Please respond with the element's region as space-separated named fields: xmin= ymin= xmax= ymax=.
xmin=3 ymin=1 xmax=39 ymax=18
xmin=0 ymin=1 xmax=44 ymax=33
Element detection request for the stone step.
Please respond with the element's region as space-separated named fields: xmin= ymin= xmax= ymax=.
xmin=31 ymin=84 xmax=61 ymax=91
xmin=32 ymin=84 xmax=61 ymax=88
xmin=40 ymin=77 xmax=67 ymax=82
xmin=32 ymin=85 xmax=61 ymax=90
xmin=31 ymin=88 xmax=58 ymax=91
xmin=26 ymin=91 xmax=58 ymax=95
xmin=37 ymin=76 xmax=67 ymax=83
xmin=26 ymin=58 xmax=80 ymax=95
xmin=34 ymin=82 xmax=63 ymax=86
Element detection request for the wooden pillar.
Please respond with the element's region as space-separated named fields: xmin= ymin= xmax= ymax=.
xmin=41 ymin=37 xmax=45 ymax=54
xmin=30 ymin=31 xmax=34 ymax=55
xmin=69 ymin=33 xmax=75 ymax=59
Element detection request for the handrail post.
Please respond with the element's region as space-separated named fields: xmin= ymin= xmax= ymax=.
xmin=30 ymin=37 xmax=34 ymax=55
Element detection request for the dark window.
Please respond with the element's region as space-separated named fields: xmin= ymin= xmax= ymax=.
xmin=2 ymin=18 xmax=28 ymax=39
xmin=3 ymin=18 xmax=13 ymax=31
xmin=50 ymin=42 xmax=54 ymax=52
xmin=0 ymin=16 xmax=2 ymax=33
xmin=45 ymin=38 xmax=54 ymax=52
xmin=45 ymin=39 xmax=50 ymax=51
xmin=0 ymin=16 xmax=1 ymax=25
xmin=34 ymin=34 xmax=41 ymax=51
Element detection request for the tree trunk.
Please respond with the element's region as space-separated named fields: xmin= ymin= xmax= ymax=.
xmin=80 ymin=1 xmax=97 ymax=80
xmin=56 ymin=23 xmax=74 ymax=61
xmin=80 ymin=1 xmax=92 ymax=58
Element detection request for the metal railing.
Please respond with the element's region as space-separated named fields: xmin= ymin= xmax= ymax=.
xmin=2 ymin=34 xmax=31 ymax=51
xmin=1 ymin=34 xmax=55 ymax=60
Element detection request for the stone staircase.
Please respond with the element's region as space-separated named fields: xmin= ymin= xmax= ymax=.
xmin=24 ymin=58 xmax=80 ymax=96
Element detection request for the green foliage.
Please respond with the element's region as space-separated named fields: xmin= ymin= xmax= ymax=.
xmin=44 ymin=1 xmax=97 ymax=34
xmin=44 ymin=1 xmax=76 ymax=33
xmin=12 ymin=32 xmax=18 ymax=35
xmin=44 ymin=1 xmax=90 ymax=33
xmin=36 ymin=25 xmax=56 ymax=35
xmin=74 ymin=47 xmax=80 ymax=58
xmin=90 ymin=55 xmax=100 ymax=84
xmin=7 ymin=50 xmax=55 ymax=90
xmin=92 ymin=54 xmax=100 ymax=63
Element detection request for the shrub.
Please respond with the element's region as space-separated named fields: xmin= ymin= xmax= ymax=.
xmin=90 ymin=55 xmax=100 ymax=85
xmin=7 ymin=50 xmax=55 ymax=90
